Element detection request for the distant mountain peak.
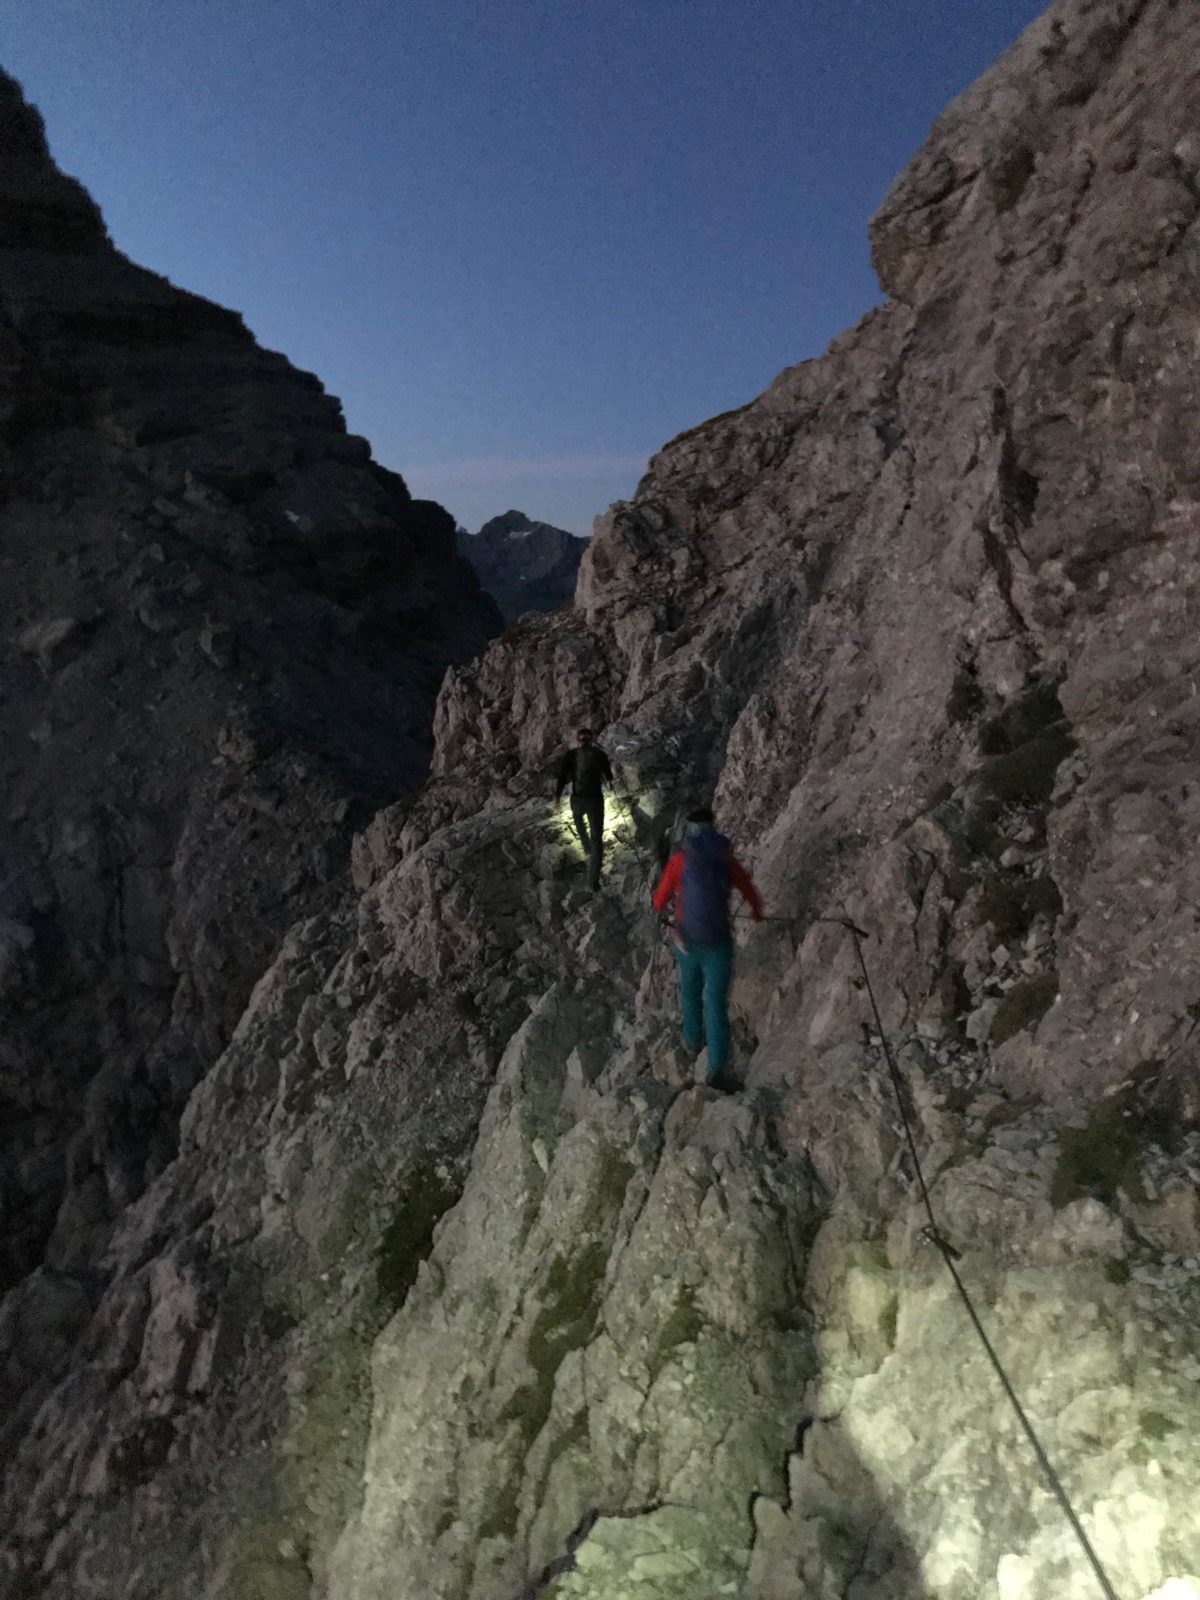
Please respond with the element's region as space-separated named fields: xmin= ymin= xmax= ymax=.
xmin=458 ymin=509 xmax=586 ymax=623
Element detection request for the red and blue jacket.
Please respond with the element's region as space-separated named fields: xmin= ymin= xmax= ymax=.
xmin=652 ymin=842 xmax=763 ymax=938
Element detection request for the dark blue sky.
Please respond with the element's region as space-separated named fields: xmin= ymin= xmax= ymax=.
xmin=3 ymin=0 xmax=1046 ymax=533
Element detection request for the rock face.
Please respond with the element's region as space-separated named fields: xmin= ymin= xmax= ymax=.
xmin=457 ymin=509 xmax=586 ymax=623
xmin=6 ymin=5 xmax=1200 ymax=1600
xmin=0 ymin=62 xmax=496 ymax=1438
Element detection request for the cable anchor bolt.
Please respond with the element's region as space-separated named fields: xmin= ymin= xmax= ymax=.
xmin=920 ymin=1224 xmax=962 ymax=1262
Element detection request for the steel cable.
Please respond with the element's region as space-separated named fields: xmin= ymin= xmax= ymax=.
xmin=817 ymin=914 xmax=1124 ymax=1600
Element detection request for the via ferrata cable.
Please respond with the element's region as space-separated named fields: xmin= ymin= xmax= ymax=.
xmin=817 ymin=914 xmax=1123 ymax=1600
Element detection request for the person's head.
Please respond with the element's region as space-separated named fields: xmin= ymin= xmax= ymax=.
xmin=576 ymin=728 xmax=594 ymax=746
xmin=686 ymin=806 xmax=715 ymax=832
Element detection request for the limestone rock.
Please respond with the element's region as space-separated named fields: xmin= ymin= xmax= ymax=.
xmin=0 ymin=914 xmax=35 ymax=997
xmin=0 ymin=60 xmax=495 ymax=1379
xmin=16 ymin=616 xmax=84 ymax=672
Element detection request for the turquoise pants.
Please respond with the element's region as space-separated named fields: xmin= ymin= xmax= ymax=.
xmin=674 ymin=940 xmax=734 ymax=1075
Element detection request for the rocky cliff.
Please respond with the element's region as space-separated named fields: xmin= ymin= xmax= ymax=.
xmin=457 ymin=510 xmax=585 ymax=624
xmin=0 ymin=61 xmax=497 ymax=1582
xmin=4 ymin=3 xmax=1200 ymax=1599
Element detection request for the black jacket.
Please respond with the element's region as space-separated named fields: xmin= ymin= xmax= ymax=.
xmin=555 ymin=744 xmax=613 ymax=801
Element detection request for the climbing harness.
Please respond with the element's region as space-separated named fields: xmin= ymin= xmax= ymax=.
xmin=818 ymin=914 xmax=1124 ymax=1600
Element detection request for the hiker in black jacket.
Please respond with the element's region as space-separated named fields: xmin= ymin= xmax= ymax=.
xmin=554 ymin=728 xmax=613 ymax=889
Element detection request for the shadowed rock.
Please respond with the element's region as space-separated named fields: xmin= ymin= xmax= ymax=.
xmin=0 ymin=71 xmax=496 ymax=1299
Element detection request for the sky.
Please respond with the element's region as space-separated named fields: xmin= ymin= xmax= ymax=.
xmin=2 ymin=0 xmax=1047 ymax=534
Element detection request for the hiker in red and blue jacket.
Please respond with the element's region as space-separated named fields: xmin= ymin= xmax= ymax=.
xmin=652 ymin=807 xmax=763 ymax=1092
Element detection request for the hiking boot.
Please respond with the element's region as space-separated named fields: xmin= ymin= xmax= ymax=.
xmin=706 ymin=1070 xmax=741 ymax=1095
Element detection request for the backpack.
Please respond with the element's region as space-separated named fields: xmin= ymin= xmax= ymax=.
xmin=680 ymin=829 xmax=732 ymax=947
